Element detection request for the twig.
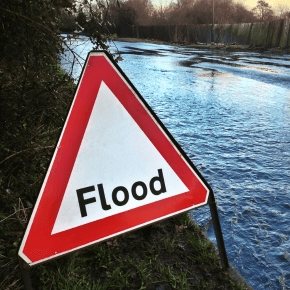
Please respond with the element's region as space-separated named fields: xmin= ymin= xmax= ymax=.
xmin=0 ymin=6 xmax=85 ymax=67
xmin=0 ymin=209 xmax=23 ymax=223
xmin=0 ymin=146 xmax=54 ymax=165
xmin=17 ymin=198 xmax=28 ymax=227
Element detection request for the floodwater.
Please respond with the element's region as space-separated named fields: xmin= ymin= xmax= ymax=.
xmin=61 ymin=36 xmax=290 ymax=290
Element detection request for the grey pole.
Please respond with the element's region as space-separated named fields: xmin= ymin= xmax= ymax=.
xmin=208 ymin=191 xmax=229 ymax=269
xmin=211 ymin=0 xmax=215 ymax=43
xmin=19 ymin=257 xmax=33 ymax=290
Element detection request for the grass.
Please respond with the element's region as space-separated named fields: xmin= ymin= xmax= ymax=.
xmin=186 ymin=233 xmax=218 ymax=265
xmin=0 ymin=210 xmax=252 ymax=289
xmin=0 ymin=213 xmax=250 ymax=290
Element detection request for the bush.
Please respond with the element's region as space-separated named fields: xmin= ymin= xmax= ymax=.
xmin=0 ymin=1 xmax=116 ymax=288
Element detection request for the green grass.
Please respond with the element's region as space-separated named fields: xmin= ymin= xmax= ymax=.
xmin=20 ymin=213 xmax=251 ymax=290
xmin=186 ymin=233 xmax=218 ymax=265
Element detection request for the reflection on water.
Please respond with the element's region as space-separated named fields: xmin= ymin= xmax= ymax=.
xmin=61 ymin=36 xmax=290 ymax=290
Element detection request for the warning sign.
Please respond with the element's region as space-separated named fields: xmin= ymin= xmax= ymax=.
xmin=19 ymin=51 xmax=210 ymax=266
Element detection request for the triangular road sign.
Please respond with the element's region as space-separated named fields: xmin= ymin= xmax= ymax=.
xmin=19 ymin=51 xmax=210 ymax=266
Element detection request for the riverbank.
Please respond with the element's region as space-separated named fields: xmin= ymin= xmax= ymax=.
xmin=118 ymin=20 xmax=290 ymax=49
xmin=29 ymin=213 xmax=252 ymax=289
xmin=117 ymin=37 xmax=290 ymax=53
xmin=1 ymin=210 xmax=253 ymax=289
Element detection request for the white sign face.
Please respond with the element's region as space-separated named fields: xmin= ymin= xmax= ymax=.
xmin=52 ymin=82 xmax=189 ymax=234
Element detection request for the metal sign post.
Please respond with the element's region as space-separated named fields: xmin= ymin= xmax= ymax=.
xmin=19 ymin=257 xmax=33 ymax=290
xmin=208 ymin=191 xmax=229 ymax=269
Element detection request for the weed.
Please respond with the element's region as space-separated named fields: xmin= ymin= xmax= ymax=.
xmin=174 ymin=212 xmax=192 ymax=226
xmin=94 ymin=244 xmax=115 ymax=267
xmin=166 ymin=265 xmax=190 ymax=289
xmin=38 ymin=256 xmax=92 ymax=290
xmin=1 ymin=214 xmax=249 ymax=290
xmin=106 ymin=267 xmax=131 ymax=289
xmin=163 ymin=235 xmax=177 ymax=253
xmin=135 ymin=261 xmax=151 ymax=289
xmin=186 ymin=232 xmax=218 ymax=265
xmin=230 ymin=279 xmax=247 ymax=290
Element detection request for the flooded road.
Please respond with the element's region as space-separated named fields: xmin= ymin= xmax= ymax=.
xmin=62 ymin=38 xmax=290 ymax=290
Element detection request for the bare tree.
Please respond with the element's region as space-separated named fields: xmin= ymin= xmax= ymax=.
xmin=235 ymin=2 xmax=256 ymax=23
xmin=274 ymin=4 xmax=290 ymax=19
xmin=109 ymin=0 xmax=257 ymax=26
xmin=252 ymin=0 xmax=273 ymax=21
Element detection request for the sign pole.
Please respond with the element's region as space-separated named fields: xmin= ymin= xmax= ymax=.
xmin=19 ymin=257 xmax=33 ymax=290
xmin=208 ymin=191 xmax=229 ymax=269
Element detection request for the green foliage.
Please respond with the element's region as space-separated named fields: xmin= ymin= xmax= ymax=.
xmin=174 ymin=212 xmax=192 ymax=226
xmin=0 ymin=216 xmax=250 ymax=289
xmin=38 ymin=255 xmax=103 ymax=290
xmin=76 ymin=11 xmax=87 ymax=28
xmin=230 ymin=279 xmax=247 ymax=290
xmin=0 ymin=1 xmax=117 ymax=288
xmin=165 ymin=266 xmax=190 ymax=290
xmin=163 ymin=234 xmax=178 ymax=253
